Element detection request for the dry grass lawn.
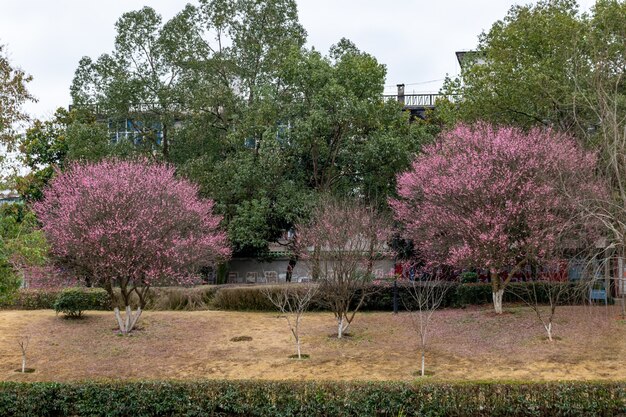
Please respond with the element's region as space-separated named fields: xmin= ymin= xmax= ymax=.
xmin=0 ymin=305 xmax=624 ymax=382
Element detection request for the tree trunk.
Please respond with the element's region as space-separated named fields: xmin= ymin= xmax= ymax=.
xmin=114 ymin=305 xmax=143 ymax=335
xmin=337 ymin=316 xmax=344 ymax=339
xmin=491 ymin=269 xmax=504 ymax=314
xmin=544 ymin=322 xmax=553 ymax=342
xmin=21 ymin=355 xmax=26 ymax=373
xmin=296 ymin=338 xmax=301 ymax=359
xmin=493 ymin=289 xmax=504 ymax=314
xmin=312 ymin=244 xmax=321 ymax=280
xmin=421 ymin=350 xmax=425 ymax=377
xmin=162 ymin=123 xmax=168 ymax=158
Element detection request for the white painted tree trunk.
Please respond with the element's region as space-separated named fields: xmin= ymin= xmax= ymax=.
xmin=21 ymin=355 xmax=26 ymax=373
xmin=296 ymin=339 xmax=301 ymax=359
xmin=337 ymin=317 xmax=344 ymax=339
xmin=114 ymin=306 xmax=143 ymax=335
xmin=421 ymin=350 xmax=425 ymax=377
xmin=114 ymin=307 xmax=125 ymax=332
xmin=492 ymin=289 xmax=504 ymax=314
xmin=544 ymin=322 xmax=553 ymax=342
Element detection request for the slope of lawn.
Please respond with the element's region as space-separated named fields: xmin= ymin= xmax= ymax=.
xmin=0 ymin=305 xmax=624 ymax=382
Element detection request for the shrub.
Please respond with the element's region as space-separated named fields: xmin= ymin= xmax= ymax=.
xmin=362 ymin=282 xmax=459 ymax=311
xmin=5 ymin=288 xmax=60 ymax=309
xmin=0 ymin=380 xmax=623 ymax=417
xmin=211 ymin=282 xmax=584 ymax=312
xmin=147 ymin=286 xmax=219 ymax=311
xmin=460 ymin=271 xmax=479 ymax=283
xmin=53 ymin=288 xmax=110 ymax=318
xmin=454 ymin=283 xmax=494 ymax=306
xmin=108 ymin=285 xmax=219 ymax=311
xmin=454 ymin=282 xmax=583 ymax=307
xmin=212 ymin=285 xmax=290 ymax=311
xmin=0 ymin=282 xmax=586 ymax=312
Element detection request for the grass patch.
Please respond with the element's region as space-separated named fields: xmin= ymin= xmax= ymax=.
xmin=0 ymin=306 xmax=622 ymax=382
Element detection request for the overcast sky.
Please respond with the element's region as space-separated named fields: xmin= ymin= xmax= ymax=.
xmin=0 ymin=0 xmax=596 ymax=120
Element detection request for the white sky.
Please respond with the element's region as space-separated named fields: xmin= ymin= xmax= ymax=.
xmin=0 ymin=0 xmax=597 ymax=121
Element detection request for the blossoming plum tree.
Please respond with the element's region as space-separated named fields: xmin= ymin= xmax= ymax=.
xmin=35 ymin=159 xmax=231 ymax=333
xmin=392 ymin=123 xmax=602 ymax=314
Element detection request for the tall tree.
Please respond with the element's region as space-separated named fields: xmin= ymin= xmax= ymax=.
xmin=279 ymin=39 xmax=424 ymax=202
xmin=441 ymin=0 xmax=626 ymax=274
xmin=392 ymin=123 xmax=603 ymax=313
xmin=68 ymin=2 xmax=430 ymax=260
xmin=35 ymin=159 xmax=231 ymax=334
xmin=71 ymin=7 xmax=186 ymax=158
xmin=16 ymin=108 xmax=113 ymax=202
xmin=443 ymin=0 xmax=587 ymax=133
xmin=0 ymin=204 xmax=48 ymax=304
xmin=0 ymin=44 xmax=35 ymax=148
xmin=573 ymin=1 xmax=626 ymax=254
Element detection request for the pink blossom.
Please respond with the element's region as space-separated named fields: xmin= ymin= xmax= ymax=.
xmin=34 ymin=159 xmax=231 ymax=293
xmin=391 ymin=123 xmax=604 ymax=272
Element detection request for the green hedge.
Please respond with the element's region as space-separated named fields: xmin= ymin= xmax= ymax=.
xmin=0 ymin=380 xmax=622 ymax=417
xmin=211 ymin=283 xmax=455 ymax=312
xmin=213 ymin=282 xmax=585 ymax=312
xmin=0 ymin=282 xmax=585 ymax=312
xmin=4 ymin=288 xmax=59 ymax=309
xmin=454 ymin=282 xmax=584 ymax=307
xmin=0 ymin=286 xmax=219 ymax=311
xmin=1 ymin=288 xmax=110 ymax=310
xmin=212 ymin=285 xmax=326 ymax=311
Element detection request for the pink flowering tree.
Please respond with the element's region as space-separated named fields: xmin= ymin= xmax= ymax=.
xmin=392 ymin=123 xmax=602 ymax=314
xmin=35 ymin=159 xmax=231 ymax=334
xmin=296 ymin=197 xmax=393 ymax=338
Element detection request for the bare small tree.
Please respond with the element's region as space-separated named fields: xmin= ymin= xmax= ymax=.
xmin=263 ymin=283 xmax=318 ymax=359
xmin=403 ymin=268 xmax=453 ymax=376
xmin=16 ymin=335 xmax=30 ymax=373
xmin=510 ymin=261 xmax=584 ymax=342
xmin=297 ymin=197 xmax=393 ymax=339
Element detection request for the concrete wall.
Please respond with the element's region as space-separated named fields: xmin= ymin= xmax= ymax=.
xmin=226 ymin=258 xmax=394 ymax=284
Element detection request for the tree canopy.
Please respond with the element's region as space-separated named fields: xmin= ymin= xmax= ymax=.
xmin=34 ymin=159 xmax=231 ymax=333
xmin=0 ymin=44 xmax=35 ymax=148
xmin=61 ymin=0 xmax=430 ymax=258
xmin=392 ymin=123 xmax=603 ymax=313
xmin=442 ymin=0 xmax=624 ymax=139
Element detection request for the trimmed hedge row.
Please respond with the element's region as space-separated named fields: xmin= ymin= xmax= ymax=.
xmin=0 ymin=282 xmax=585 ymax=312
xmin=213 ymin=282 xmax=585 ymax=312
xmin=0 ymin=380 xmax=623 ymax=417
xmin=1 ymin=287 xmax=111 ymax=310
xmin=0 ymin=286 xmax=219 ymax=311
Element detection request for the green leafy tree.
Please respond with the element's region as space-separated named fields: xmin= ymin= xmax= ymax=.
xmin=444 ymin=0 xmax=587 ymax=133
xmin=71 ymin=7 xmax=187 ymax=158
xmin=279 ymin=40 xmax=429 ymax=206
xmin=16 ymin=108 xmax=112 ymax=201
xmin=573 ymin=0 xmax=626 ymax=254
xmin=67 ymin=2 xmax=430 ymax=260
xmin=0 ymin=44 xmax=35 ymax=148
xmin=0 ymin=205 xmax=49 ymax=303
